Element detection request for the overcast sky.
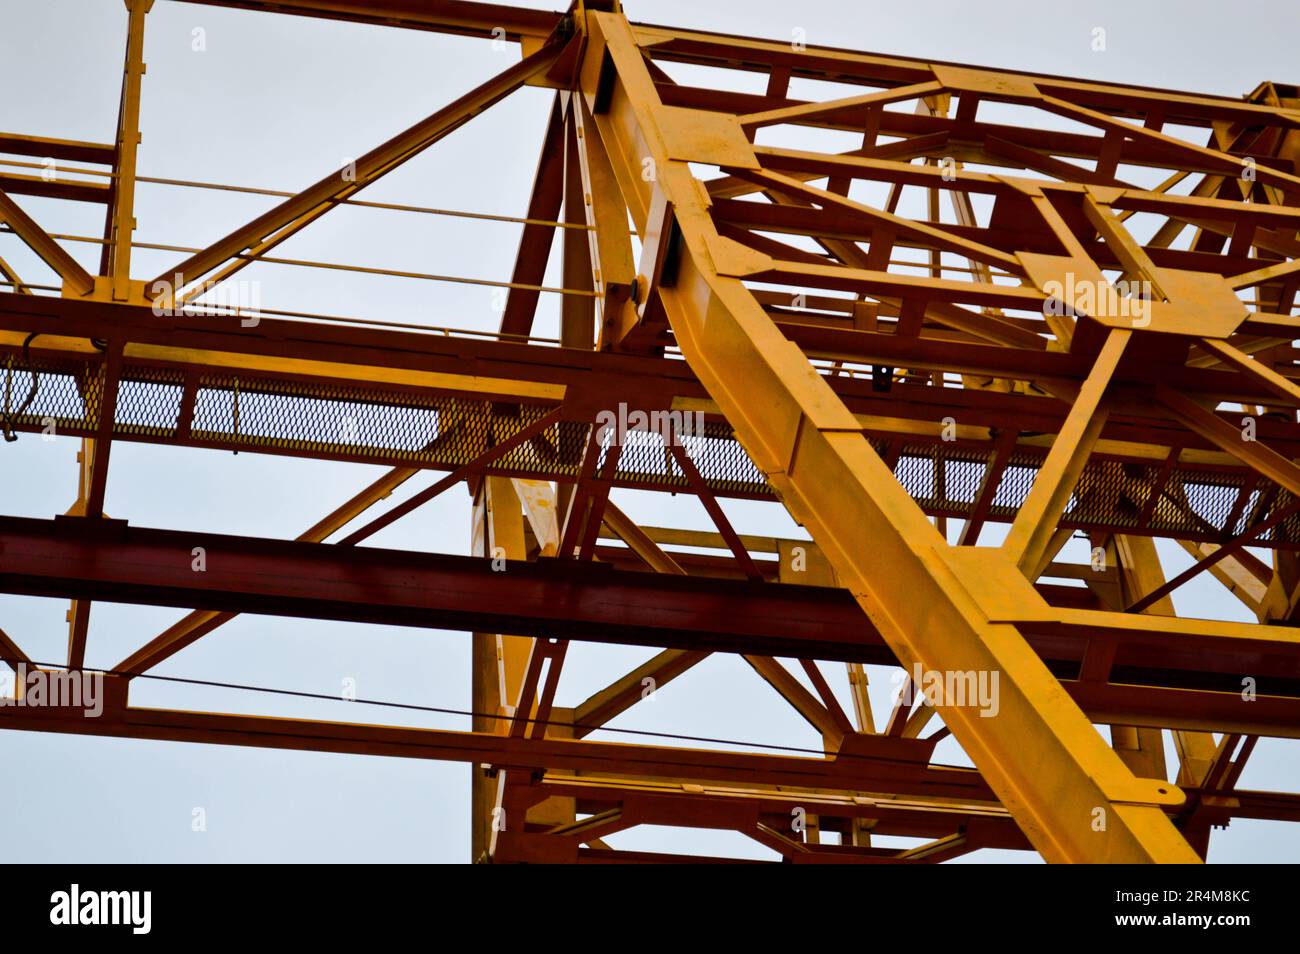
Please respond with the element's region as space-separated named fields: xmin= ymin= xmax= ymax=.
xmin=1 ymin=0 xmax=1296 ymax=863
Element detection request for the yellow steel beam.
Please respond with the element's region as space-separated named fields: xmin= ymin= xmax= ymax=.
xmin=740 ymin=168 xmax=1024 ymax=274
xmin=600 ymin=522 xmax=782 ymax=554
xmin=629 ymin=23 xmax=1297 ymax=127
xmin=0 ymin=189 xmax=95 ymax=296
xmin=1229 ymin=257 xmax=1300 ymax=291
xmin=0 ymin=254 xmax=29 ymax=294
xmin=739 ymin=80 xmax=947 ymax=129
xmin=1107 ymin=536 xmax=1173 ymax=781
xmin=1175 ymin=540 xmax=1269 ymax=617
xmin=0 ymin=330 xmax=568 ymax=405
xmin=1082 ymin=195 xmax=1171 ymax=303
xmin=1198 ymin=338 xmax=1300 ymax=407
xmin=0 ymin=625 xmax=31 ymax=667
xmin=560 ymin=102 xmax=596 ymax=349
xmin=169 ymin=0 xmax=563 ymax=42
xmin=584 ymin=9 xmax=1199 ymax=863
xmin=175 ymin=207 xmax=331 ymax=307
xmin=1040 ymin=94 xmax=1300 ymax=197
xmin=569 ymin=93 xmax=641 ymax=350
xmin=512 ymin=478 xmax=560 ymax=556
xmin=1002 ymin=329 xmax=1129 ymax=580
xmin=570 ymin=647 xmax=707 ymax=737
xmin=147 ymin=39 xmax=566 ymax=299
xmin=59 ymin=0 xmax=155 ymax=683
xmin=479 ymin=475 xmax=577 ymax=856
xmin=109 ymin=0 xmax=152 ymax=300
xmin=1157 ymin=385 xmax=1300 ymax=497
xmin=601 ymin=501 xmax=688 ymax=573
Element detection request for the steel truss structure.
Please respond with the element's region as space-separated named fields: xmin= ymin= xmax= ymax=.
xmin=2 ymin=0 xmax=1300 ymax=863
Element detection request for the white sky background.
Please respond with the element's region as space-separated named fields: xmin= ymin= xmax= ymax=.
xmin=0 ymin=0 xmax=1297 ymax=862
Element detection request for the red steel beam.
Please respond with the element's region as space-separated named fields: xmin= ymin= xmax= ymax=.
xmin=2 ymin=516 xmax=1300 ymax=724
xmin=0 ymin=132 xmax=116 ymax=165
xmin=0 ymin=515 xmax=883 ymax=663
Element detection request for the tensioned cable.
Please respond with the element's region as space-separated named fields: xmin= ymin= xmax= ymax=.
xmin=184 ymin=303 xmax=566 ymax=343
xmin=13 ymin=658 xmax=949 ymax=764
xmin=0 ymin=157 xmax=592 ymax=231
xmin=0 ymin=222 xmax=1001 ymax=289
xmin=0 ymin=225 xmax=598 ymax=298
xmin=0 ymin=158 xmax=1013 ymax=278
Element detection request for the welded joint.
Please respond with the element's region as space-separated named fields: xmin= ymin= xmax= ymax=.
xmin=653 ymin=105 xmax=759 ymax=170
xmin=705 ymin=232 xmax=771 ymax=279
xmin=1100 ymin=776 xmax=1187 ymax=809
xmin=929 ymin=64 xmax=1042 ymax=102
xmin=936 ymin=547 xmax=1060 ymax=624
xmin=76 ymin=276 xmax=151 ymax=307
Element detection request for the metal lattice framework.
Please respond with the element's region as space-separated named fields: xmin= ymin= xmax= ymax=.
xmin=3 ymin=0 xmax=1300 ymax=863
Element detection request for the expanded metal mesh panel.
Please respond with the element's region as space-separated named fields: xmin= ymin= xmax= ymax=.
xmin=8 ymin=353 xmax=1300 ymax=545
xmin=0 ymin=355 xmax=99 ymax=434
xmin=192 ymin=375 xmax=583 ymax=476
xmin=990 ymin=451 xmax=1042 ymax=519
xmin=892 ymin=443 xmax=992 ymax=513
xmin=1148 ymin=469 xmax=1247 ymax=536
xmin=601 ymin=419 xmax=767 ymax=496
xmin=1228 ymin=487 xmax=1266 ymax=538
xmin=891 ymin=447 xmax=932 ymax=502
xmin=1067 ymin=458 xmax=1156 ymax=529
xmin=115 ymin=366 xmax=184 ymax=438
xmin=1272 ymin=492 xmax=1300 ymax=545
xmin=941 ymin=454 xmax=991 ymax=508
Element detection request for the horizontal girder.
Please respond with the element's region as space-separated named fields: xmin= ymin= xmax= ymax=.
xmin=1 ymin=515 xmax=1298 ymax=737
